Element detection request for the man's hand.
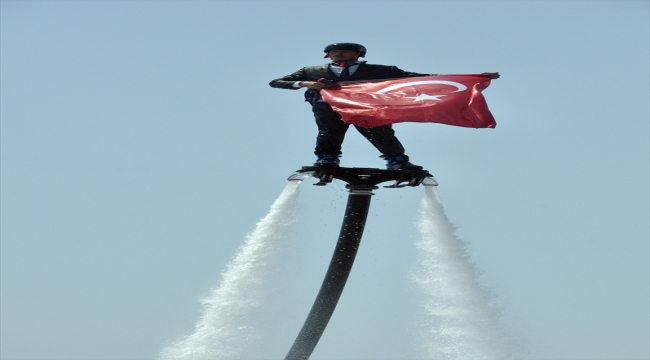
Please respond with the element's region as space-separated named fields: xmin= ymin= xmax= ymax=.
xmin=481 ymin=72 xmax=500 ymax=79
xmin=299 ymin=81 xmax=337 ymax=90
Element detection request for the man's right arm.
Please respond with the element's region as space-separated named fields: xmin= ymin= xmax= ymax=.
xmin=270 ymin=68 xmax=336 ymax=90
xmin=269 ymin=68 xmax=309 ymax=90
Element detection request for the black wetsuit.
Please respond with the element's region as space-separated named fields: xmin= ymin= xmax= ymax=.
xmin=269 ymin=62 xmax=426 ymax=157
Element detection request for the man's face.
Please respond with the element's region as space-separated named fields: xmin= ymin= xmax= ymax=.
xmin=327 ymin=50 xmax=359 ymax=62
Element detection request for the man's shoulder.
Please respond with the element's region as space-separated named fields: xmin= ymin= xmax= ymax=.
xmin=293 ymin=64 xmax=331 ymax=79
xmin=302 ymin=64 xmax=329 ymax=71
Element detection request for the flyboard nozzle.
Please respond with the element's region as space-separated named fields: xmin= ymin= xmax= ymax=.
xmin=346 ymin=184 xmax=377 ymax=196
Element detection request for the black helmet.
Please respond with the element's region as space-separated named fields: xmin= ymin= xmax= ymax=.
xmin=323 ymin=43 xmax=367 ymax=58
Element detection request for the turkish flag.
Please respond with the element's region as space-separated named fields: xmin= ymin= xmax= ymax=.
xmin=320 ymin=75 xmax=496 ymax=128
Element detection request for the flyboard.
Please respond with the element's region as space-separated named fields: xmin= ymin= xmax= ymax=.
xmin=284 ymin=165 xmax=437 ymax=360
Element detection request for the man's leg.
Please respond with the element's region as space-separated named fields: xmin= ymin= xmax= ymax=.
xmin=312 ymin=102 xmax=350 ymax=156
xmin=354 ymin=124 xmax=405 ymax=157
xmin=355 ymin=125 xmax=423 ymax=170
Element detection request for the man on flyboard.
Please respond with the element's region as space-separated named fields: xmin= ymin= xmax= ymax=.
xmin=269 ymin=43 xmax=428 ymax=170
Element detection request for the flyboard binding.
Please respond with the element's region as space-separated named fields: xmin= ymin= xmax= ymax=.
xmin=288 ymin=165 xmax=438 ymax=188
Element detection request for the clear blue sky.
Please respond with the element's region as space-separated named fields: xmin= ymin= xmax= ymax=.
xmin=1 ymin=1 xmax=648 ymax=359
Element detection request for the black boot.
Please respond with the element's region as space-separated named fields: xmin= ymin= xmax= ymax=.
xmin=382 ymin=154 xmax=422 ymax=170
xmin=314 ymin=154 xmax=340 ymax=167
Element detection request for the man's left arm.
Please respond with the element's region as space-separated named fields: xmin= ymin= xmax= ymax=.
xmin=386 ymin=66 xmax=434 ymax=78
xmin=390 ymin=67 xmax=500 ymax=79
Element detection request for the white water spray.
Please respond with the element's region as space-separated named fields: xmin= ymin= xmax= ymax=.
xmin=414 ymin=187 xmax=520 ymax=359
xmin=160 ymin=181 xmax=301 ymax=360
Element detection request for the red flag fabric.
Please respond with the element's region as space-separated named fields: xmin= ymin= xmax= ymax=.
xmin=320 ymin=74 xmax=496 ymax=128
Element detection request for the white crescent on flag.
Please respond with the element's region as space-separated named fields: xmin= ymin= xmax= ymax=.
xmin=373 ymin=80 xmax=468 ymax=94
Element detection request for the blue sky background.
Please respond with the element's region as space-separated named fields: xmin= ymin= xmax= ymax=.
xmin=1 ymin=1 xmax=648 ymax=359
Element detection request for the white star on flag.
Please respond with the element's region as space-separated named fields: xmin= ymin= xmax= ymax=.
xmin=409 ymin=94 xmax=447 ymax=101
